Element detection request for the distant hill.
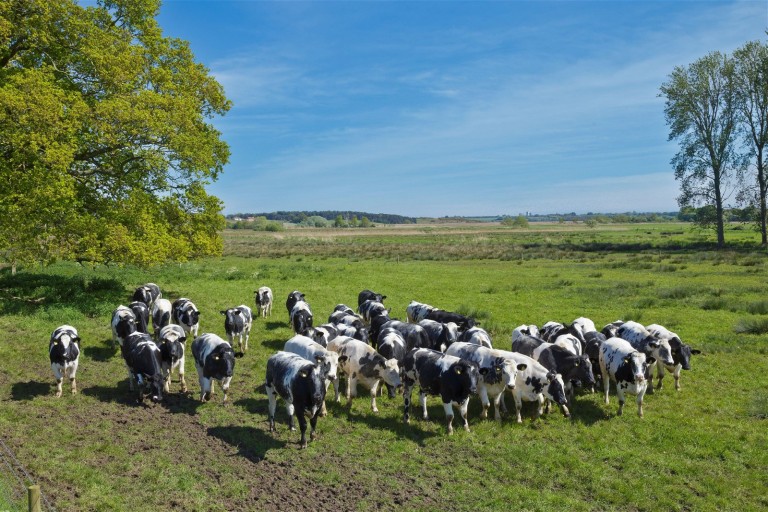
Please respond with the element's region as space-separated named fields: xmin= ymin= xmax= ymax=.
xmin=228 ymin=211 xmax=417 ymax=225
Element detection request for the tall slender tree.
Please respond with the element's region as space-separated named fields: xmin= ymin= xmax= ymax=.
xmin=660 ymin=51 xmax=743 ymax=247
xmin=0 ymin=0 xmax=230 ymax=271
xmin=733 ymin=40 xmax=768 ymax=245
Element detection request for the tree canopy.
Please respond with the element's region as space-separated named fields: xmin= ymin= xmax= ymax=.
xmin=0 ymin=0 xmax=230 ymax=269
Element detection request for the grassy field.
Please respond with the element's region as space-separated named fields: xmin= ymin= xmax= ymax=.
xmin=0 ymin=223 xmax=766 ymax=511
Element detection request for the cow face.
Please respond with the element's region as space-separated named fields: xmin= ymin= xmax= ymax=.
xmin=204 ymin=345 xmax=236 ymax=380
xmin=380 ymin=358 xmax=401 ymax=389
xmin=623 ymin=351 xmax=650 ymax=383
xmin=450 ymin=360 xmax=479 ymax=396
xmin=147 ymin=373 xmax=164 ymax=403
xmin=298 ymin=364 xmax=326 ymax=418
xmin=671 ymin=340 xmax=700 ymax=371
xmin=49 ymin=333 xmax=79 ymax=363
xmin=546 ymin=372 xmax=568 ymax=407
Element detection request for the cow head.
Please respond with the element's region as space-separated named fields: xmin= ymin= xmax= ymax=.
xmin=380 ymin=358 xmax=401 ymax=394
xmin=221 ymin=308 xmax=244 ymax=331
xmin=645 ymin=336 xmax=675 ymax=367
xmin=298 ymin=363 xmax=326 ymax=418
xmin=623 ymin=351 xmax=652 ymax=383
xmin=49 ymin=332 xmax=79 ymax=362
xmin=204 ymin=344 xmax=236 ymax=380
xmin=545 ymin=373 xmax=570 ymax=417
xmin=447 ymin=360 xmax=479 ymax=398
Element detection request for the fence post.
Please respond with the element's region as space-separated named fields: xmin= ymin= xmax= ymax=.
xmin=28 ymin=484 xmax=41 ymax=512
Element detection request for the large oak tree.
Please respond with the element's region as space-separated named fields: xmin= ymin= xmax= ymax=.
xmin=0 ymin=0 xmax=230 ymax=271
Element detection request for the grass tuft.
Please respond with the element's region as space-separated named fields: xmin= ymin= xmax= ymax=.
xmin=734 ymin=317 xmax=768 ymax=334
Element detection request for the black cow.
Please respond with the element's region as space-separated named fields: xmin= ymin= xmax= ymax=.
xmin=401 ymin=348 xmax=480 ymax=434
xmin=121 ymin=332 xmax=164 ymax=403
xmin=132 ymin=283 xmax=161 ymax=309
xmin=129 ymin=301 xmax=150 ymax=334
xmin=192 ymin=333 xmax=236 ymax=402
xmin=265 ymin=351 xmax=326 ymax=449
xmin=584 ymin=331 xmax=607 ymax=391
xmin=424 ymin=309 xmax=475 ymax=331
xmin=172 ymin=298 xmax=201 ymax=338
xmin=381 ymin=320 xmax=431 ymax=352
xmin=49 ymin=325 xmax=80 ymax=397
xmin=290 ymin=301 xmax=313 ymax=335
xmin=418 ymin=319 xmax=459 ymax=352
xmin=357 ymin=289 xmax=386 ymax=307
xmin=286 ymin=291 xmax=307 ymax=316
xmin=513 ymin=335 xmax=595 ymax=405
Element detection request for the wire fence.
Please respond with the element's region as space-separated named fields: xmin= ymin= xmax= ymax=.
xmin=0 ymin=436 xmax=55 ymax=512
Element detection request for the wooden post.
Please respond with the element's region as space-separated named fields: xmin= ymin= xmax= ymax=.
xmin=28 ymin=484 xmax=41 ymax=512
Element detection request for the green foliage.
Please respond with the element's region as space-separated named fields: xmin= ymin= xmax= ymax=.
xmin=0 ymin=0 xmax=230 ymax=268
xmin=501 ymin=215 xmax=529 ymax=228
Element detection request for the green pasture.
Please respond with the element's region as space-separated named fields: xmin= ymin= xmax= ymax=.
xmin=0 ymin=224 xmax=766 ymax=511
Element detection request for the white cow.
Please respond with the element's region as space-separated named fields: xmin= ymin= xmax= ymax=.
xmin=49 ymin=325 xmax=80 ymax=397
xmin=255 ymin=286 xmax=273 ymax=318
xmin=599 ymin=337 xmax=655 ymax=417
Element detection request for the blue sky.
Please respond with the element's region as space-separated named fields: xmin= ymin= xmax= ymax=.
xmin=156 ymin=0 xmax=767 ymax=217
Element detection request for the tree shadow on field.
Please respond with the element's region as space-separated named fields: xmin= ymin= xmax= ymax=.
xmin=260 ymin=337 xmax=287 ymax=351
xmin=207 ymin=425 xmax=286 ymax=462
xmin=0 ymin=271 xmax=125 ymax=317
xmin=11 ymin=380 xmax=51 ymax=401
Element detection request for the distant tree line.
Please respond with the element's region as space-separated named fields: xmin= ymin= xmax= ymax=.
xmin=227 ymin=211 xmax=417 ymax=225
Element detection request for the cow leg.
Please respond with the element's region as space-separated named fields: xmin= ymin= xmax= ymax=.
xmin=69 ymin=361 xmax=79 ymax=395
xmin=286 ymin=403 xmax=296 ymax=431
xmin=221 ymin=376 xmax=232 ymax=403
xmin=479 ymin=385 xmax=490 ymax=419
xmin=535 ymin=394 xmax=544 ymax=421
xmin=458 ymin=398 xmax=470 ymax=432
xmin=673 ymin=363 xmax=682 ymax=391
xmin=370 ymin=380 xmax=380 ymax=413
xmin=616 ymin=385 xmax=626 ymax=416
xmin=309 ymin=410 xmax=319 ymax=443
xmin=442 ymin=402 xmax=455 ymax=434
xmin=514 ymin=390 xmax=524 ymax=424
xmin=492 ymin=392 xmax=504 ymax=421
xmin=403 ymin=381 xmax=414 ymax=424
xmin=645 ymin=365 xmax=655 ymax=395
xmin=179 ymin=369 xmax=187 ymax=393
xmin=637 ymin=383 xmax=647 ymax=418
xmin=296 ymin=408 xmax=308 ymax=449
xmin=420 ymin=391 xmax=429 ymax=421
xmin=603 ymin=373 xmax=611 ymax=405
xmin=244 ymin=330 xmax=249 ymax=352
xmin=127 ymin=366 xmax=135 ymax=391
xmin=52 ymin=364 xmax=63 ymax=397
xmin=200 ymin=377 xmax=211 ymax=402
xmin=266 ymin=384 xmax=277 ymax=432
xmin=655 ymin=363 xmax=666 ymax=391
xmin=321 ymin=379 xmax=331 ymax=416
xmin=333 ymin=377 xmax=341 ymax=403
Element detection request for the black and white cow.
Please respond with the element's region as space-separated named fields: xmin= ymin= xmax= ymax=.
xmin=290 ymin=300 xmax=313 ymax=335
xmin=254 ymin=286 xmax=273 ymax=318
xmin=265 ymin=351 xmax=326 ymax=449
xmin=601 ymin=320 xmax=624 ymax=339
xmin=308 ymin=323 xmax=339 ymax=348
xmin=221 ymin=305 xmax=253 ymax=352
xmin=445 ymin=342 xmax=525 ymax=421
xmin=401 ymin=348 xmax=480 ymax=434
xmin=191 ymin=333 xmax=236 ymax=403
xmin=284 ymin=335 xmax=346 ymax=415
xmin=540 ymin=321 xmax=566 ymax=342
xmin=151 ymin=298 xmax=173 ymax=340
xmin=511 ymin=324 xmax=540 ymax=345
xmin=128 ymin=301 xmax=150 ymax=334
xmin=121 ymin=332 xmax=164 ymax=403
xmin=418 ymin=319 xmax=459 ymax=352
xmin=285 ymin=290 xmax=306 ymax=316
xmin=424 ymin=309 xmax=475 ymax=332
xmin=376 ymin=327 xmax=408 ymax=397
xmin=358 ymin=289 xmax=386 ymax=308
xmin=172 ymin=298 xmax=201 ymax=338
xmin=458 ymin=326 xmax=493 ymax=348
xmin=599 ymin=337 xmax=655 ymax=417
xmin=332 ymin=304 xmax=356 ymax=316
xmin=552 ymin=333 xmax=582 ymax=356
xmin=494 ymin=350 xmax=570 ymax=422
xmin=358 ymin=300 xmax=389 ymax=326
xmin=328 ymin=310 xmax=364 ymax=328
xmin=617 ymin=321 xmax=675 ymax=393
xmin=381 ymin=319 xmax=431 ymax=352
xmin=584 ymin=331 xmax=607 ymax=392
xmin=646 ymin=324 xmax=701 ymax=392
xmin=49 ymin=325 xmax=80 ymax=397
xmin=327 ymin=336 xmax=401 ymax=410
xmin=157 ymin=324 xmax=187 ymax=393
xmin=111 ymin=305 xmax=137 ymax=349
xmin=406 ymin=300 xmax=437 ymax=324
xmin=333 ymin=322 xmax=370 ymax=346
xmin=132 ymin=283 xmax=161 ymax=309
xmin=512 ymin=335 xmax=595 ymax=405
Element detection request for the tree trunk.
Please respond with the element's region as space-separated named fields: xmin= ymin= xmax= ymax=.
xmin=714 ymin=174 xmax=725 ymax=247
xmin=758 ymin=151 xmax=767 ymax=246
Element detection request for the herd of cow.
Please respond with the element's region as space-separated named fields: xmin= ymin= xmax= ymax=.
xmin=46 ymin=283 xmax=701 ymax=448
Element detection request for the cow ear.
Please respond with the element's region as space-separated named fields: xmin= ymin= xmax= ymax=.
xmin=495 ymin=366 xmax=502 ymax=374
xmin=454 ymin=366 xmax=463 ymax=375
xmin=574 ymin=361 xmax=580 ymax=367
xmin=299 ymin=371 xmax=308 ymax=378
xmin=516 ymin=363 xmax=527 ymax=371
xmin=646 ymin=357 xmax=656 ymax=365
xmin=649 ymin=341 xmax=659 ymax=348
xmin=220 ymin=310 xmax=226 ymax=315
xmin=623 ymin=356 xmax=631 ymax=364
xmin=315 ymin=355 xmax=324 ymax=363
xmin=691 ymin=349 xmax=702 ymax=355
xmin=479 ymin=367 xmax=489 ymax=375
xmin=338 ymin=355 xmax=348 ymax=363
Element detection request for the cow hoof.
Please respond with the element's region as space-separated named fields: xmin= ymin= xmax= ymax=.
xmin=55 ymin=391 xmax=62 ymax=398
xmin=310 ymin=431 xmax=317 ymax=441
xmin=372 ymin=407 xmax=379 ymax=413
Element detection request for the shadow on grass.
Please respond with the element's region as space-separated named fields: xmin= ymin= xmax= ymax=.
xmin=83 ymin=339 xmax=119 ymax=362
xmin=207 ymin=425 xmax=286 ymax=462
xmin=11 ymin=380 xmax=51 ymax=401
xmin=260 ymin=337 xmax=287 ymax=351
xmin=264 ymin=321 xmax=284 ymax=331
xmin=0 ymin=271 xmax=125 ymax=317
